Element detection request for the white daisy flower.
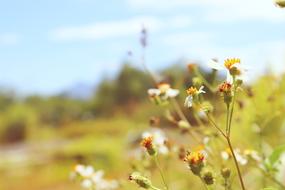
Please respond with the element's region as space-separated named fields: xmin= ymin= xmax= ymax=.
xmin=148 ymin=83 xmax=179 ymax=100
xmin=184 ymin=86 xmax=206 ymax=108
xmin=142 ymin=129 xmax=169 ymax=155
xmin=81 ymin=179 xmax=93 ymax=189
xmin=75 ymin=164 xmax=94 ymax=178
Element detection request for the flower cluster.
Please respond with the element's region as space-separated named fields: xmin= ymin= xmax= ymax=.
xmin=184 ymin=151 xmax=205 ymax=175
xmin=142 ymin=129 xmax=169 ymax=155
xmin=148 ymin=82 xmax=179 ymax=105
xmin=184 ymin=86 xmax=205 ymax=108
xmin=72 ymin=164 xmax=119 ymax=190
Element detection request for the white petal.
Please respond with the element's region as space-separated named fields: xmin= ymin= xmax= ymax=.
xmin=80 ymin=165 xmax=94 ymax=177
xmin=198 ymin=86 xmax=206 ymax=94
xmin=92 ymin=170 xmax=104 ymax=183
xmin=208 ymin=59 xmax=224 ymax=70
xmin=81 ymin=179 xmax=93 ymax=189
xmin=166 ymin=89 xmax=179 ymax=98
xmin=226 ymin=70 xmax=233 ymax=84
xmin=147 ymin=88 xmax=161 ymax=96
xmin=221 ymin=151 xmax=229 ymax=160
xmin=184 ymin=96 xmax=193 ymax=108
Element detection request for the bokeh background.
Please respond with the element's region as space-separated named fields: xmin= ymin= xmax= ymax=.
xmin=0 ymin=0 xmax=285 ymax=190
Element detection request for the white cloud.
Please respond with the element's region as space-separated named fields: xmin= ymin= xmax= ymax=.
xmin=50 ymin=16 xmax=192 ymax=42
xmin=0 ymin=34 xmax=19 ymax=46
xmin=126 ymin=0 xmax=285 ymax=22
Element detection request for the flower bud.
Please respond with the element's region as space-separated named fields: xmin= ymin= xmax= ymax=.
xmin=184 ymin=151 xmax=205 ymax=175
xmin=236 ymin=79 xmax=243 ymax=86
xmin=201 ymin=101 xmax=213 ymax=114
xmin=129 ymin=172 xmax=152 ymax=189
xmin=219 ymin=82 xmax=232 ymax=105
xmin=192 ymin=77 xmax=202 ymax=87
xmin=202 ymin=171 xmax=214 ymax=185
xmin=229 ymin=66 xmax=241 ymax=76
xmin=141 ymin=136 xmax=157 ymax=156
xmin=221 ymin=167 xmax=231 ymax=179
xmin=276 ymin=0 xmax=285 ymax=7
xmin=187 ymin=63 xmax=197 ymax=73
xmin=178 ymin=120 xmax=190 ymax=130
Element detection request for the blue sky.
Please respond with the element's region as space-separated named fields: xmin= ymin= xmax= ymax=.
xmin=0 ymin=0 xmax=284 ymax=95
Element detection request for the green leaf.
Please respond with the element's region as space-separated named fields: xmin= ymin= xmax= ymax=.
xmin=269 ymin=144 xmax=285 ymax=165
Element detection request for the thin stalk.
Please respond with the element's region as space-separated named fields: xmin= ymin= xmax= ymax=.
xmin=141 ymin=47 xmax=157 ymax=86
xmin=198 ymin=176 xmax=210 ymax=190
xmin=226 ymin=137 xmax=246 ymax=190
xmin=150 ymin=185 xmax=162 ymax=190
xmin=171 ymin=98 xmax=189 ymax=124
xmin=224 ymin=178 xmax=228 ymax=190
xmin=228 ymin=85 xmax=237 ymax=137
xmin=154 ymin=156 xmax=169 ymax=190
xmin=226 ymin=104 xmax=230 ymax=135
xmin=206 ymin=113 xmax=227 ymax=138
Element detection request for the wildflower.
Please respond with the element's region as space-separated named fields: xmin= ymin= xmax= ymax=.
xmin=178 ymin=120 xmax=190 ymax=130
xmin=74 ymin=164 xmax=94 ymax=178
xmin=187 ymin=63 xmax=197 ymax=72
xmin=148 ymin=83 xmax=179 ymax=102
xmin=224 ymin=58 xmax=241 ymax=70
xmin=219 ymin=82 xmax=232 ymax=93
xmin=184 ymin=151 xmax=205 ymax=175
xmin=221 ymin=167 xmax=231 ymax=179
xmin=219 ymin=82 xmax=232 ymax=105
xmin=81 ymin=179 xmax=93 ymax=189
xmin=142 ymin=129 xmax=169 ymax=155
xmin=244 ymin=149 xmax=262 ymax=162
xmin=208 ymin=59 xmax=224 ymax=70
xmin=129 ymin=172 xmax=152 ymax=189
xmin=202 ymin=171 xmax=215 ymax=185
xmin=220 ymin=149 xmax=248 ymax=165
xmin=72 ymin=164 xmax=119 ymax=190
xmin=275 ymin=0 xmax=285 ymax=7
xmin=184 ymin=86 xmax=206 ymax=108
xmin=208 ymin=58 xmax=246 ymax=84
xmin=141 ymin=136 xmax=157 ymax=156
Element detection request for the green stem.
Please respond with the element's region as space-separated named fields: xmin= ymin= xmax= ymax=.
xmin=226 ymin=137 xmax=246 ymax=190
xmin=150 ymin=185 xmax=162 ymax=190
xmin=198 ymin=176 xmax=210 ymax=190
xmin=228 ymin=81 xmax=237 ymax=137
xmin=154 ymin=155 xmax=169 ymax=190
xmin=226 ymin=104 xmax=230 ymax=135
xmin=206 ymin=113 xmax=227 ymax=138
xmin=171 ymin=98 xmax=189 ymax=125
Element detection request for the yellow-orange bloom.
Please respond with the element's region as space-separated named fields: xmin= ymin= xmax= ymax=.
xmin=186 ymin=87 xmax=198 ymax=95
xmin=224 ymin=58 xmax=240 ymax=70
xmin=184 ymin=151 xmax=205 ymax=165
xmin=157 ymin=82 xmax=170 ymax=93
xmin=141 ymin=136 xmax=153 ymax=149
xmin=219 ymin=82 xmax=232 ymax=93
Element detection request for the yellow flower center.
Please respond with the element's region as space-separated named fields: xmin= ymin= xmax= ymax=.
xmin=224 ymin=58 xmax=240 ymax=70
xmin=184 ymin=151 xmax=205 ymax=165
xmin=186 ymin=86 xmax=197 ymax=95
xmin=158 ymin=83 xmax=170 ymax=93
xmin=141 ymin=136 xmax=153 ymax=149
